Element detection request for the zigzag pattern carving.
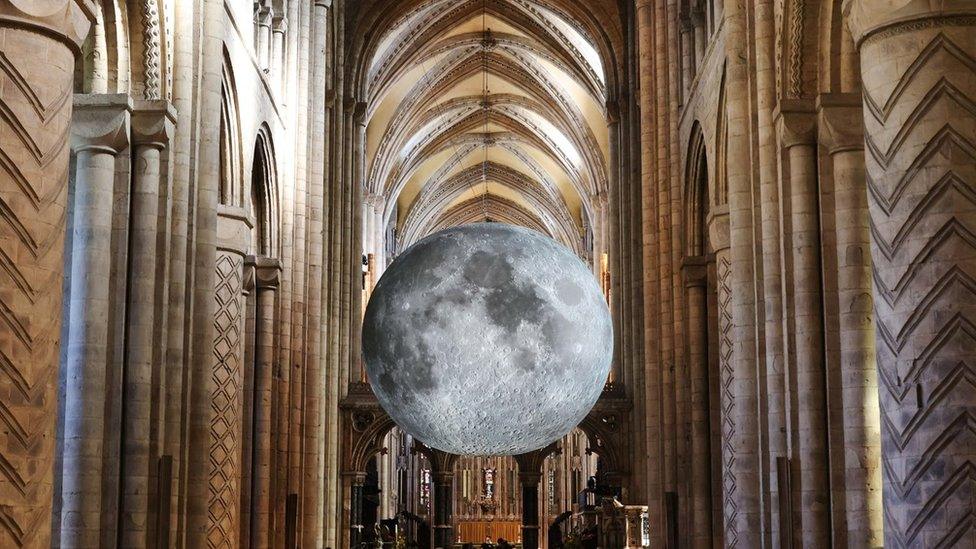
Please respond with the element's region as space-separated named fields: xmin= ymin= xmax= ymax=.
xmin=207 ymin=253 xmax=245 ymax=549
xmin=861 ymin=27 xmax=976 ymax=547
xmin=716 ymin=254 xmax=738 ymax=548
xmin=0 ymin=27 xmax=75 ymax=548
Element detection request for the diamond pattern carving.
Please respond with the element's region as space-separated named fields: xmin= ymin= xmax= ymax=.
xmin=207 ymin=252 xmax=245 ymax=549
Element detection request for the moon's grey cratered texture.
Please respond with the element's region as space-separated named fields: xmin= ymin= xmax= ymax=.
xmin=362 ymin=223 xmax=613 ymax=456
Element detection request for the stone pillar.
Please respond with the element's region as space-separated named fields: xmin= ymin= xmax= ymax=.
xmin=778 ymin=105 xmax=830 ymax=547
xmin=692 ymin=8 xmax=706 ymax=66
xmin=819 ymin=94 xmax=883 ymax=548
xmin=119 ymin=100 xmax=175 ymax=548
xmin=271 ymin=16 xmax=287 ymax=89
xmin=62 ymin=94 xmax=131 ymax=548
xmin=514 ymin=446 xmax=555 ymax=549
xmin=0 ymin=3 xmax=90 ymax=546
xmin=683 ymin=258 xmax=712 ymax=549
xmin=207 ymin=206 xmax=251 ymax=547
xmin=348 ymin=472 xmax=366 ymax=549
xmin=251 ymin=258 xmax=281 ymax=548
xmin=679 ymin=17 xmax=694 ymax=101
xmin=723 ymin=0 xmax=763 ymax=537
xmin=432 ymin=471 xmax=454 ymax=548
xmin=254 ymin=3 xmax=272 ymax=70
xmin=844 ymin=4 xmax=976 ymax=546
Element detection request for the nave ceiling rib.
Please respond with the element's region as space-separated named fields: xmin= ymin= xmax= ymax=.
xmin=358 ymin=0 xmax=611 ymax=254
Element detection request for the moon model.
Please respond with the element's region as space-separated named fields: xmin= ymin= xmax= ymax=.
xmin=362 ymin=223 xmax=613 ymax=455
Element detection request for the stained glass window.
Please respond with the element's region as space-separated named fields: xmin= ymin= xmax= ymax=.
xmin=482 ymin=468 xmax=496 ymax=500
xmin=420 ymin=468 xmax=431 ymax=513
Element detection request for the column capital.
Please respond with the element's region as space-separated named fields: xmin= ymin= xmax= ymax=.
xmin=254 ymin=5 xmax=273 ymax=28
xmin=682 ymin=255 xmax=710 ymax=288
xmin=131 ymin=100 xmax=176 ymax=149
xmin=513 ymin=441 xmax=560 ymax=476
xmin=0 ymin=0 xmax=95 ymax=53
xmin=354 ymin=101 xmax=368 ymax=126
xmin=589 ymin=191 xmax=609 ymax=211
xmin=605 ymin=100 xmax=620 ymax=124
xmin=842 ymin=0 xmax=976 ymax=46
xmin=272 ymin=14 xmax=288 ymax=33
xmin=252 ymin=257 xmax=282 ymax=290
xmin=363 ymin=190 xmax=385 ymax=209
xmin=518 ymin=471 xmax=543 ymax=487
xmin=343 ymin=471 xmax=368 ymax=485
xmin=431 ymin=470 xmax=455 ymax=484
xmin=774 ymin=98 xmax=817 ymax=148
xmin=71 ymin=93 xmax=132 ymax=154
xmin=817 ymin=93 xmax=864 ymax=155
xmin=706 ymin=206 xmax=730 ymax=252
xmin=242 ymin=261 xmax=256 ymax=296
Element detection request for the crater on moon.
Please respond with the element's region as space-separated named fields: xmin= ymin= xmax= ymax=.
xmin=362 ymin=223 xmax=613 ymax=456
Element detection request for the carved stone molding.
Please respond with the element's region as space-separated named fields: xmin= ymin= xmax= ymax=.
xmin=0 ymin=0 xmax=94 ymax=53
xmin=140 ymin=0 xmax=162 ymax=100
xmin=340 ymin=383 xmax=395 ymax=473
xmin=843 ymin=0 xmax=976 ymax=45
xmin=579 ymin=394 xmax=632 ymax=479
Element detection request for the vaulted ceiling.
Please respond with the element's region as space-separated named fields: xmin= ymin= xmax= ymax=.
xmin=351 ymin=0 xmax=617 ymax=256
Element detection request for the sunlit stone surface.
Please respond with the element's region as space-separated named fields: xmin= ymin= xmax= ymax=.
xmin=362 ymin=223 xmax=613 ymax=455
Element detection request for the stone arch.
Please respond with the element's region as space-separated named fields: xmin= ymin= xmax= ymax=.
xmin=348 ymin=413 xmax=398 ymax=473
xmin=714 ymin=65 xmax=729 ymax=207
xmin=684 ymin=121 xmax=710 ymax=256
xmin=680 ymin=120 xmax=723 ymax=548
xmin=346 ymin=0 xmax=625 ymax=102
xmin=76 ymin=0 xmax=131 ymax=94
xmin=815 ymin=0 xmax=860 ymax=93
xmin=218 ymin=52 xmax=243 ymax=207
xmin=576 ymin=414 xmax=623 ymax=476
xmin=249 ymin=124 xmax=279 ymax=257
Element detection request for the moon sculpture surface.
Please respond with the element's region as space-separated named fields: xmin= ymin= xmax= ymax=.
xmin=362 ymin=223 xmax=613 ymax=455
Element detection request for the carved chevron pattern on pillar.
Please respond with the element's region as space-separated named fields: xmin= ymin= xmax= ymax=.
xmin=716 ymin=254 xmax=737 ymax=547
xmin=208 ymin=253 xmax=245 ymax=549
xmin=862 ymin=28 xmax=976 ymax=548
xmin=0 ymin=27 xmax=75 ymax=547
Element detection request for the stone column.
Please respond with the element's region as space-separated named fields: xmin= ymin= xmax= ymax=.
xmin=683 ymin=258 xmax=712 ymax=549
xmin=271 ymin=16 xmax=287 ymax=89
xmin=778 ymin=105 xmax=830 ymax=547
xmin=119 ymin=100 xmax=175 ymax=548
xmin=62 ymin=94 xmax=131 ymax=548
xmin=844 ymin=4 xmax=976 ymax=546
xmin=251 ymin=258 xmax=280 ymax=549
xmin=679 ymin=16 xmax=694 ymax=101
xmin=519 ymin=471 xmax=541 ymax=549
xmin=432 ymin=471 xmax=455 ymax=548
xmin=724 ymin=0 xmax=763 ymax=537
xmin=0 ymin=3 xmax=90 ymax=546
xmin=254 ymin=3 xmax=272 ymax=70
xmin=207 ymin=244 xmax=248 ymax=548
xmin=819 ymin=94 xmax=883 ymax=548
xmin=691 ymin=8 xmax=706 ymax=67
